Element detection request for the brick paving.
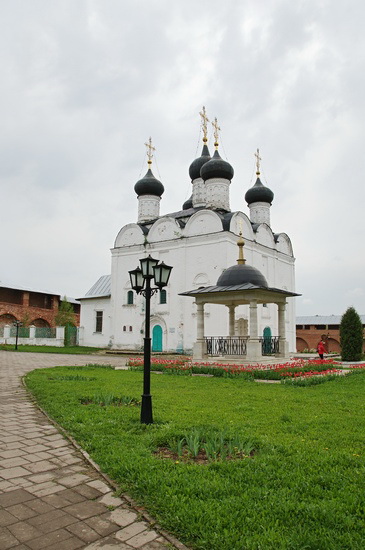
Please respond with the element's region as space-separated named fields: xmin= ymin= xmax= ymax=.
xmin=0 ymin=351 xmax=188 ymax=550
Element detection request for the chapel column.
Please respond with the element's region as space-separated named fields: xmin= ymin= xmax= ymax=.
xmin=193 ymin=301 xmax=206 ymax=360
xmin=246 ymin=299 xmax=262 ymax=361
xmin=277 ymin=302 xmax=289 ymax=358
xmin=228 ymin=305 xmax=236 ymax=336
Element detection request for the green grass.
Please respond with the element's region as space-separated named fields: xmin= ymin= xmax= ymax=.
xmin=25 ymin=366 xmax=365 ymax=550
xmin=0 ymin=344 xmax=104 ymax=354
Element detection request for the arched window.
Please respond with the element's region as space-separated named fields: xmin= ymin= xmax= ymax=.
xmin=127 ymin=290 xmax=134 ymax=305
xmin=160 ymin=290 xmax=167 ymax=304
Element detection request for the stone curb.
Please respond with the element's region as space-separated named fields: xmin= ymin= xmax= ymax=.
xmin=22 ymin=374 xmax=190 ymax=550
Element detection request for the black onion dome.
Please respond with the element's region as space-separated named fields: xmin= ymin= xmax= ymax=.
xmin=189 ymin=144 xmax=211 ymax=180
xmin=217 ymin=264 xmax=268 ymax=287
xmin=183 ymin=194 xmax=193 ymax=210
xmin=245 ymin=177 xmax=274 ymax=205
xmin=200 ymin=149 xmax=234 ymax=181
xmin=134 ymin=168 xmax=164 ymax=197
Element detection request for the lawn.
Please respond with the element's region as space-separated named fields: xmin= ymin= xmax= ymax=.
xmin=0 ymin=344 xmax=104 ymax=354
xmin=25 ymin=365 xmax=365 ymax=550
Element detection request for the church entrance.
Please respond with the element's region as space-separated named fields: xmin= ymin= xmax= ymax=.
xmin=152 ymin=325 xmax=163 ymax=352
xmin=262 ymin=326 xmax=272 ymax=354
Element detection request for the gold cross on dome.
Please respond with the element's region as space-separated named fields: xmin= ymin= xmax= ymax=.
xmin=145 ymin=137 xmax=155 ymax=166
xmin=199 ymin=106 xmax=209 ymax=143
xmin=254 ymin=148 xmax=261 ymax=175
xmin=212 ymin=117 xmax=220 ymax=148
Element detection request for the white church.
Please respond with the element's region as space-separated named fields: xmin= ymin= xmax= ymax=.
xmin=79 ymin=110 xmax=297 ymax=361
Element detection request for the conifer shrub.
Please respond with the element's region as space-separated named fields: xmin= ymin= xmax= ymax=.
xmin=340 ymin=306 xmax=364 ymax=361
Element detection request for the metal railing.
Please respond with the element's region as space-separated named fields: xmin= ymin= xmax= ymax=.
xmin=35 ymin=327 xmax=56 ymax=339
xmin=10 ymin=326 xmax=30 ymax=338
xmin=259 ymin=336 xmax=280 ymax=355
xmin=206 ymin=336 xmax=248 ymax=356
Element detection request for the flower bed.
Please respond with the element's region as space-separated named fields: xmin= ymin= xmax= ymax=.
xmin=127 ymin=357 xmax=343 ymax=380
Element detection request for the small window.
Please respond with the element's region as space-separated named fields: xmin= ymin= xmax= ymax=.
xmin=127 ymin=291 xmax=134 ymax=305
xmin=95 ymin=311 xmax=103 ymax=333
xmin=263 ymin=303 xmax=267 ymax=308
xmin=123 ymin=325 xmax=126 ymax=332
xmin=160 ymin=289 xmax=167 ymax=304
xmin=129 ymin=326 xmax=133 ymax=332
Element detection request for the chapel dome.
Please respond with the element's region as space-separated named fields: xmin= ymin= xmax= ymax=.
xmin=183 ymin=194 xmax=193 ymax=210
xmin=189 ymin=143 xmax=211 ymax=181
xmin=200 ymin=149 xmax=234 ymax=181
xmin=134 ymin=168 xmax=164 ymax=197
xmin=245 ymin=177 xmax=274 ymax=205
xmin=216 ymin=264 xmax=268 ymax=287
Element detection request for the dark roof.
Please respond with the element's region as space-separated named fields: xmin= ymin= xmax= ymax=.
xmin=189 ymin=143 xmax=211 ymax=180
xmin=134 ymin=168 xmax=164 ymax=197
xmin=216 ymin=264 xmax=268 ymax=287
xmin=180 ymin=284 xmax=299 ymax=297
xmin=182 ymin=194 xmax=193 ymax=210
xmin=245 ymin=177 xmax=274 ymax=205
xmin=200 ymin=149 xmax=234 ymax=181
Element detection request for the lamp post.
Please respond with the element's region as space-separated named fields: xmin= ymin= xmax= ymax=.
xmin=13 ymin=320 xmax=23 ymax=350
xmin=129 ymin=255 xmax=172 ymax=424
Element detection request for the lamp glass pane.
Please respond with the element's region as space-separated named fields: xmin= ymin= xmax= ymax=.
xmin=153 ymin=262 xmax=172 ymax=288
xmin=129 ymin=267 xmax=144 ymax=291
xmin=140 ymin=255 xmax=159 ymax=278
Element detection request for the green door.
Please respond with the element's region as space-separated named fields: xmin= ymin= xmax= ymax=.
xmin=263 ymin=326 xmax=272 ymax=354
xmin=152 ymin=325 xmax=163 ymax=352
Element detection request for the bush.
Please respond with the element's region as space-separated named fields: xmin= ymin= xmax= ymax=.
xmin=340 ymin=307 xmax=363 ymax=361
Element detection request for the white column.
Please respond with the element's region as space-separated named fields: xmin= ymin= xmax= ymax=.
xmin=246 ymin=300 xmax=262 ymax=361
xmin=228 ymin=305 xmax=236 ymax=336
xmin=29 ymin=325 xmax=36 ymax=344
xmin=249 ymin=300 xmax=258 ymax=338
xmin=56 ymin=326 xmax=65 ymax=347
xmin=193 ymin=301 xmax=206 ymax=359
xmin=4 ymin=324 xmax=10 ymax=342
xmin=277 ymin=302 xmax=289 ymax=358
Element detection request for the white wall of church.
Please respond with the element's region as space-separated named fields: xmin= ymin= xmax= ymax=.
xmin=104 ymin=210 xmax=296 ymax=353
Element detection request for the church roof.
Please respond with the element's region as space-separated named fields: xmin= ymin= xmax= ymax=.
xmin=134 ymin=168 xmax=164 ymax=197
xmin=200 ymin=149 xmax=234 ymax=181
xmin=245 ymin=176 xmax=274 ymax=205
xmin=79 ymin=275 xmax=111 ymax=300
xmin=189 ymin=143 xmax=211 ymax=181
xmin=216 ymin=264 xmax=268 ymax=287
xmin=180 ymin=284 xmax=298 ymax=297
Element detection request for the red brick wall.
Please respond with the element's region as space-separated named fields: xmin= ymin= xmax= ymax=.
xmin=0 ymin=288 xmax=80 ymax=327
xmin=296 ymin=326 xmax=364 ymax=353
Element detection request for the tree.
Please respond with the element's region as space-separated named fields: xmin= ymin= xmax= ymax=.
xmin=340 ymin=306 xmax=363 ymax=361
xmin=55 ymin=296 xmax=76 ymax=327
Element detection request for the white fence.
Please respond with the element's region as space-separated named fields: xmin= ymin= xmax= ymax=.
xmin=0 ymin=325 xmax=66 ymax=347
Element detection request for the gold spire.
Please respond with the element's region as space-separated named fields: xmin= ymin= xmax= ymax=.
xmin=145 ymin=137 xmax=156 ymax=167
xmin=254 ymin=148 xmax=261 ymax=175
xmin=212 ymin=117 xmax=220 ymax=149
xmin=199 ymin=106 xmax=209 ymax=143
xmin=237 ymin=230 xmax=246 ymax=265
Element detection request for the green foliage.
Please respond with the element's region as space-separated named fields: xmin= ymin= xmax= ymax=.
xmin=80 ymin=393 xmax=140 ymax=406
xmin=25 ymin=366 xmax=365 ymax=550
xmin=340 ymin=306 xmax=364 ymax=361
xmin=281 ymin=374 xmax=340 ymax=387
xmin=55 ymin=296 xmax=76 ymax=327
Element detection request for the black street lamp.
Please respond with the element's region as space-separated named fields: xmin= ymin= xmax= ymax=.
xmin=13 ymin=320 xmax=23 ymax=350
xmin=129 ymin=255 xmax=172 ymax=424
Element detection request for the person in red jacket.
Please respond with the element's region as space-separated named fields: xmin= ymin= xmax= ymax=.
xmin=317 ymin=339 xmax=326 ymax=360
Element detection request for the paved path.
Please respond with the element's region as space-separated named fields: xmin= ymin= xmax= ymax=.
xmin=0 ymin=351 xmax=188 ymax=550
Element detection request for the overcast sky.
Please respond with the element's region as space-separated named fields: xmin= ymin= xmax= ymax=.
xmin=1 ymin=0 xmax=364 ymax=316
